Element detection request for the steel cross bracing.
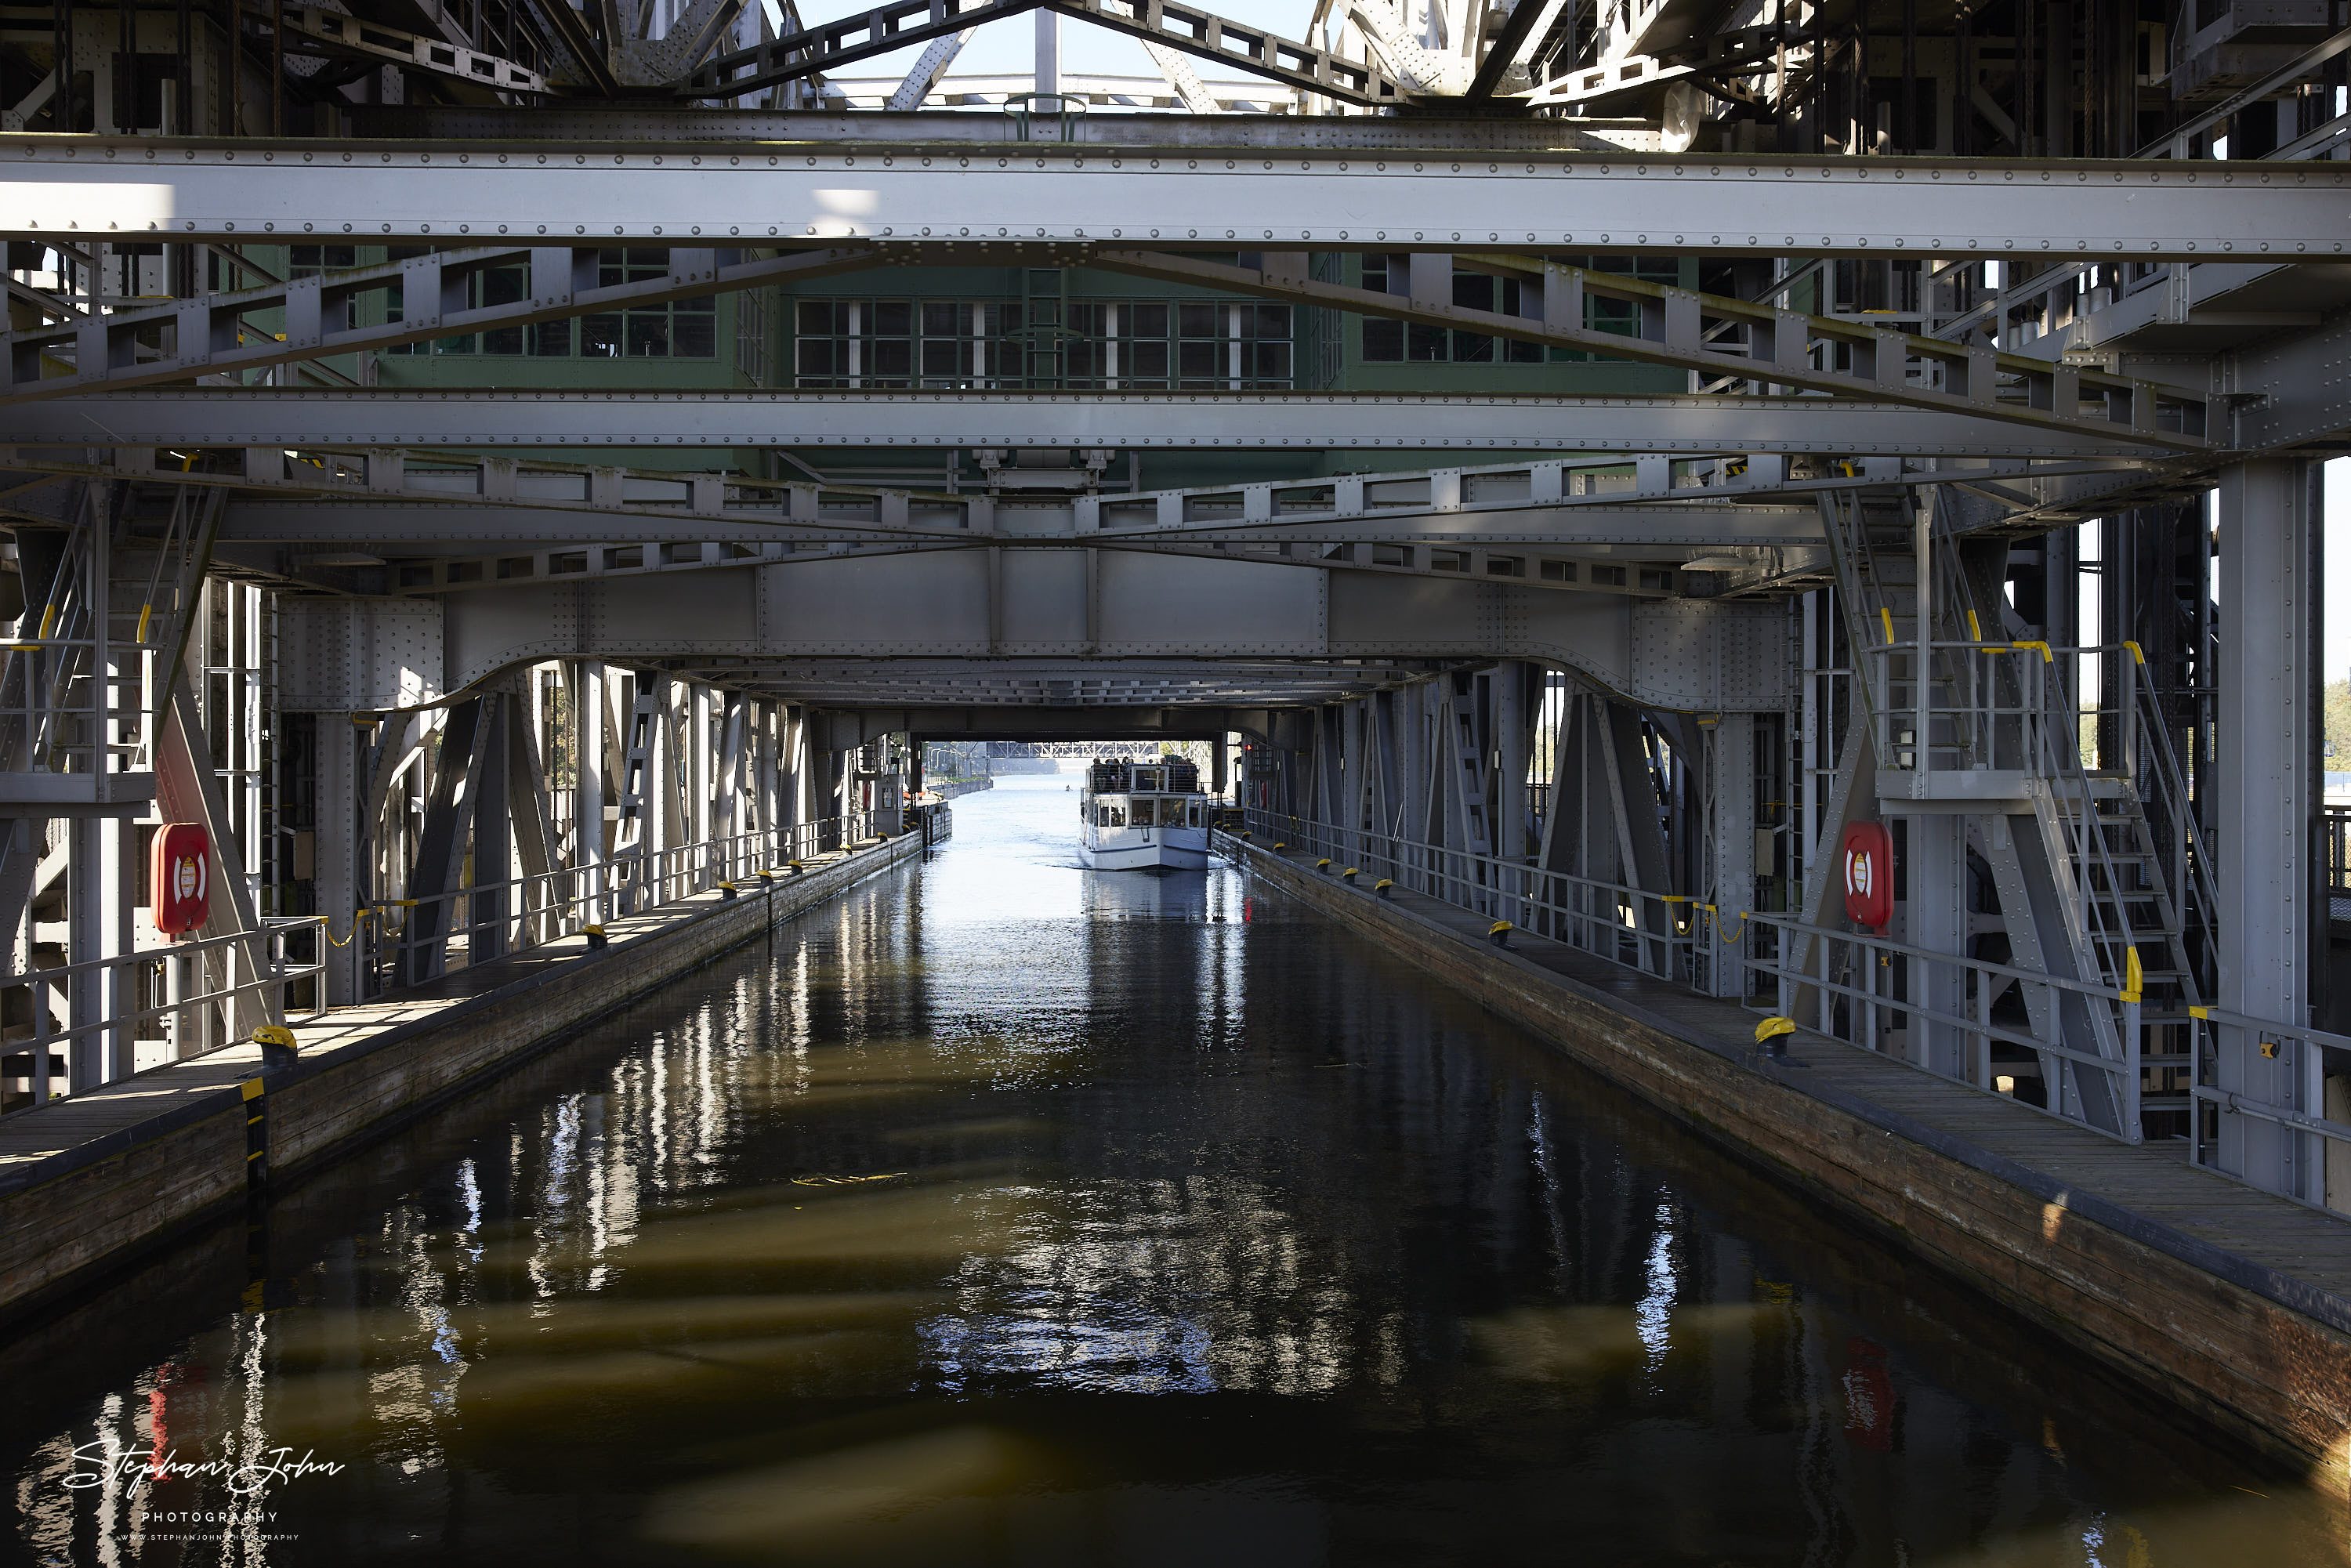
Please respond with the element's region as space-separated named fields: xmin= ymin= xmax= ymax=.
xmin=9 ymin=139 xmax=2343 ymax=265
xmin=263 ymin=6 xmax=552 ymax=95
xmin=677 ymin=0 xmax=1401 ymax=106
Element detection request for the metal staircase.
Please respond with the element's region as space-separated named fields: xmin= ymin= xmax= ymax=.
xmin=1817 ymin=484 xmax=2211 ymax=1139
xmin=110 ymin=480 xmax=223 ymax=736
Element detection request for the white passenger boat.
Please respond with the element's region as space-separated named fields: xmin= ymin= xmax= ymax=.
xmin=1079 ymin=757 xmax=1212 ymax=871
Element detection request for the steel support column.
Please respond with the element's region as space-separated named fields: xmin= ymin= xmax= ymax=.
xmin=1496 ymin=662 xmax=1531 ymax=864
xmin=2213 ymin=458 xmax=2321 ymax=1199
xmin=572 ymin=661 xmax=607 ymax=918
xmin=1900 ymin=812 xmax=1970 ymax=1077
xmin=1707 ymin=713 xmax=1756 ymax=1000
xmin=316 ymin=712 xmax=367 ymax=1005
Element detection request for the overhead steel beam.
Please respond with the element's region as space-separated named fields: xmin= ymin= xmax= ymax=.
xmin=279 ymin=532 xmax=1740 ymax=599
xmin=638 ymin=666 xmax=1417 ymax=707
xmin=348 ymin=103 xmax=1659 ymax=150
xmin=0 ymin=390 xmax=2164 ymax=457
xmin=302 ymin=545 xmax=1793 ymax=710
xmin=809 ymin=705 xmax=1295 ymax=742
xmin=1 ymin=246 xmax=883 ymax=403
xmin=1078 ymin=457 xmax=2135 ymax=543
xmin=3 ymin=451 xmax=2114 ymax=550
xmin=0 ymin=447 xmax=976 ymax=545
xmin=214 ymin=503 xmax=938 ymax=545
xmin=210 ymin=497 xmax=1823 ymax=549
xmin=9 ymin=136 xmax=2342 ymax=263
xmin=1089 ymin=249 xmax=2208 ymax=451
xmin=7 ymin=231 xmax=2204 ymax=457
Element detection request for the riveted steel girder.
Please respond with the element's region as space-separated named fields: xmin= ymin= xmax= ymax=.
xmin=207 ymin=498 xmax=1823 ymax=550
xmin=7 ymin=137 xmax=2344 ymax=263
xmin=1 ymin=237 xmax=2199 ymax=454
xmin=383 ymin=547 xmax=1792 ymax=711
xmin=3 ymin=450 xmax=2121 ymax=553
xmin=0 ymin=389 xmax=2160 ymax=457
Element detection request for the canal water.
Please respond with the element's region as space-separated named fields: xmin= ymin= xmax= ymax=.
xmin=4 ymin=773 xmax=2343 ymax=1566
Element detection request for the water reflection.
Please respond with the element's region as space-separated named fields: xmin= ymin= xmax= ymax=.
xmin=4 ymin=773 xmax=2346 ymax=1566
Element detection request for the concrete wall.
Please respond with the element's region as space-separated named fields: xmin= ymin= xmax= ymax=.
xmin=0 ymin=834 xmax=923 ymax=1324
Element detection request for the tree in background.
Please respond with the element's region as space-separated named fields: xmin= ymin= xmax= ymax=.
xmin=2325 ymin=680 xmax=2351 ymax=778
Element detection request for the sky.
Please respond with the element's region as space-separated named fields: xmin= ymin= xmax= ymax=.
xmin=760 ymin=0 xmax=1323 ymax=87
xmin=2328 ymin=461 xmax=2350 ymax=686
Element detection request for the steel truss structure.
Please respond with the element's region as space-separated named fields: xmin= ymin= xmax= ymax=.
xmin=2 ymin=0 xmax=2349 ymax=1236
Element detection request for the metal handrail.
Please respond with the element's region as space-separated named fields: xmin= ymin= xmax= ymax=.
xmin=2181 ymin=1002 xmax=2351 ymax=1211
xmin=1229 ymin=802 xmax=2351 ymax=1208
xmin=1737 ymin=908 xmax=2147 ymax=1144
xmin=368 ymin=814 xmax=882 ymax=989
xmin=1 ymin=915 xmax=328 ymax=1114
xmin=1237 ymin=806 xmax=1696 ymax=983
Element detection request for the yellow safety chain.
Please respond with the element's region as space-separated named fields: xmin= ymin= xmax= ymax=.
xmin=321 ymin=907 xmax=373 ymax=948
xmin=1695 ymin=903 xmax=1752 ymax=940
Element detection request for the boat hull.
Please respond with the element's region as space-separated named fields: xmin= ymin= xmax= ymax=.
xmin=1082 ymin=837 xmax=1211 ymax=872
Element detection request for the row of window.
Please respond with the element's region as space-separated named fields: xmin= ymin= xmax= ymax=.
xmin=1329 ymin=541 xmax=1670 ymax=588
xmin=287 ymin=246 xmax=719 ymax=360
xmin=793 ymin=299 xmax=1293 ymax=389
xmin=1096 ymin=800 xmax=1205 ymax=827
xmin=1357 ymin=255 xmax=1682 ymax=364
xmin=270 ymin=247 xmax=1687 ymax=373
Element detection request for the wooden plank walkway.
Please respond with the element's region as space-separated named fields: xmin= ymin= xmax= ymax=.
xmin=1255 ymin=846 xmax=2351 ymax=1308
